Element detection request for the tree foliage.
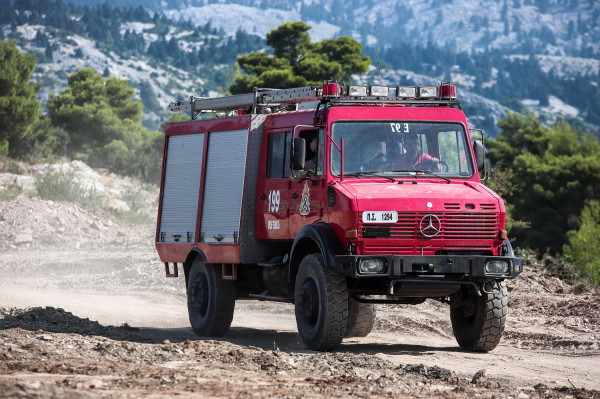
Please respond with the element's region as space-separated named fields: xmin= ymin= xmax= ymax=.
xmin=487 ymin=112 xmax=600 ymax=254
xmin=48 ymin=68 xmax=142 ymax=156
xmin=230 ymin=22 xmax=371 ymax=94
xmin=0 ymin=40 xmax=42 ymax=156
xmin=563 ymin=200 xmax=600 ymax=283
xmin=47 ymin=68 xmax=162 ymax=183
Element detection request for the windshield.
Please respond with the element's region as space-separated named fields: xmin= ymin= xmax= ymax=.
xmin=330 ymin=122 xmax=474 ymax=178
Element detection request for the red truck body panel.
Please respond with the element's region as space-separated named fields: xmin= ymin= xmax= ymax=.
xmin=156 ymin=91 xmax=506 ymax=266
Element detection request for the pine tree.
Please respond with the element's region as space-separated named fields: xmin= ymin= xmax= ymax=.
xmin=0 ymin=40 xmax=42 ymax=156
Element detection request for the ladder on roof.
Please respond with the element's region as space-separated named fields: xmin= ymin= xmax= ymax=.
xmin=169 ymin=86 xmax=321 ymax=119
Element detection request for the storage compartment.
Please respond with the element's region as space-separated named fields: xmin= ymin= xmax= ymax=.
xmin=200 ymin=129 xmax=249 ymax=243
xmin=159 ymin=133 xmax=204 ymax=243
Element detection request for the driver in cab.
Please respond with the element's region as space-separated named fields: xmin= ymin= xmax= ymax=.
xmin=393 ymin=134 xmax=440 ymax=171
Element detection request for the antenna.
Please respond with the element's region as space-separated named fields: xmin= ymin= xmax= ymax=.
xmin=375 ymin=25 xmax=382 ymax=85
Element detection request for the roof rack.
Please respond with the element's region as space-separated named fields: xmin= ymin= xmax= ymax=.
xmin=169 ymin=82 xmax=461 ymax=120
xmin=169 ymin=86 xmax=321 ymax=119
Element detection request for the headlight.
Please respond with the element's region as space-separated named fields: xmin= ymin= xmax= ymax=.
xmin=485 ymin=260 xmax=510 ymax=275
xmin=359 ymin=258 xmax=387 ymax=274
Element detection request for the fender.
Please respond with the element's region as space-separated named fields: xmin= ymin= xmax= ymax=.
xmin=183 ymin=248 xmax=208 ymax=286
xmin=289 ymin=223 xmax=344 ymax=271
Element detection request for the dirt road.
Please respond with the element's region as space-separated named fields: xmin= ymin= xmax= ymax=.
xmin=1 ymin=200 xmax=599 ymax=398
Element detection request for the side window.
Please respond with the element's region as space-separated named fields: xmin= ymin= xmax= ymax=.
xmin=299 ymin=130 xmax=322 ymax=175
xmin=267 ymin=132 xmax=291 ymax=178
xmin=438 ymin=130 xmax=470 ymax=175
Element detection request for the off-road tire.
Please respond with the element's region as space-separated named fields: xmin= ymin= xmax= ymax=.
xmin=345 ymin=298 xmax=376 ymax=338
xmin=187 ymin=258 xmax=236 ymax=337
xmin=450 ymin=280 xmax=508 ymax=352
xmin=294 ymin=253 xmax=348 ymax=351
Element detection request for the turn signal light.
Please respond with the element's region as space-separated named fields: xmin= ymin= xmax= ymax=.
xmin=345 ymin=229 xmax=358 ymax=239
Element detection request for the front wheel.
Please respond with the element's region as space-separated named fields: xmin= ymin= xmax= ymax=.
xmin=294 ymin=254 xmax=348 ymax=351
xmin=187 ymin=258 xmax=236 ymax=337
xmin=450 ymin=280 xmax=508 ymax=352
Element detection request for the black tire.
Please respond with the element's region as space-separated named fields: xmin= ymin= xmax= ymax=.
xmin=294 ymin=253 xmax=348 ymax=351
xmin=187 ymin=258 xmax=236 ymax=337
xmin=450 ymin=280 xmax=508 ymax=352
xmin=345 ymin=298 xmax=376 ymax=337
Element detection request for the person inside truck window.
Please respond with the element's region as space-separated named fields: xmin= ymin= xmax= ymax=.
xmin=292 ymin=137 xmax=319 ymax=182
xmin=303 ymin=137 xmax=318 ymax=172
xmin=367 ymin=140 xmax=387 ymax=171
xmin=393 ymin=134 xmax=440 ymax=171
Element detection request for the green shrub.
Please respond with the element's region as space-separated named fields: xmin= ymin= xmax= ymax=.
xmin=112 ymin=186 xmax=156 ymax=225
xmin=0 ymin=184 xmax=22 ymax=201
xmin=36 ymin=169 xmax=101 ymax=211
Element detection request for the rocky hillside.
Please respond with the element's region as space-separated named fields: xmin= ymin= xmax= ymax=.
xmin=0 ymin=160 xmax=158 ymax=251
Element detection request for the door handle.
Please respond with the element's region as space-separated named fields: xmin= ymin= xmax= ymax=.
xmin=291 ymin=193 xmax=299 ymax=199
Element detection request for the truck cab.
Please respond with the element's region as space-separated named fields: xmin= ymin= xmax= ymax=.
xmin=157 ymin=83 xmax=522 ymax=352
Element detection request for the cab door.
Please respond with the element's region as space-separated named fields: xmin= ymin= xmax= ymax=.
xmin=257 ymin=131 xmax=291 ymax=240
xmin=289 ymin=128 xmax=325 ymax=237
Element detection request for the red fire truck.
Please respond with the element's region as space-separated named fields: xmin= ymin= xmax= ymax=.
xmin=156 ymin=82 xmax=522 ymax=351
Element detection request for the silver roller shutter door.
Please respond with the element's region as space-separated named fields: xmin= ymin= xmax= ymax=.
xmin=200 ymin=129 xmax=249 ymax=243
xmin=159 ymin=133 xmax=204 ymax=243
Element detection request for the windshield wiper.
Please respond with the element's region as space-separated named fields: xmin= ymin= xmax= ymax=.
xmin=346 ymin=172 xmax=395 ymax=182
xmin=393 ymin=169 xmax=451 ymax=183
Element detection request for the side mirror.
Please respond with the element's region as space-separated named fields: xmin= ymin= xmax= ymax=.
xmin=292 ymin=138 xmax=306 ymax=170
xmin=474 ymin=139 xmax=485 ymax=172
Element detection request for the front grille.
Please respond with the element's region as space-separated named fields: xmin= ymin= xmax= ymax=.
xmin=360 ymin=211 xmax=499 ymax=240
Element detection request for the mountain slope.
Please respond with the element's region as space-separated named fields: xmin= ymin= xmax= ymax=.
xmin=3 ymin=0 xmax=599 ymax=134
xmin=65 ymin=0 xmax=600 ymax=58
xmin=1 ymin=1 xmax=264 ymax=130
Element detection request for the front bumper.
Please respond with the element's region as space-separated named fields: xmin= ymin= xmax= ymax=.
xmin=335 ymin=254 xmax=522 ymax=298
xmin=335 ymin=254 xmax=523 ymax=280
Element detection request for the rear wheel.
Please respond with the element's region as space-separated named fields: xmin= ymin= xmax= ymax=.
xmin=345 ymin=298 xmax=376 ymax=338
xmin=450 ymin=280 xmax=508 ymax=352
xmin=187 ymin=258 xmax=236 ymax=337
xmin=294 ymin=253 xmax=348 ymax=351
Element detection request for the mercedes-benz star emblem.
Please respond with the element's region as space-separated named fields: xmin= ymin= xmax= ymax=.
xmin=419 ymin=214 xmax=441 ymax=238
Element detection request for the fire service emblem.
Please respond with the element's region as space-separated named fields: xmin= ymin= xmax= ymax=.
xmin=300 ymin=181 xmax=310 ymax=216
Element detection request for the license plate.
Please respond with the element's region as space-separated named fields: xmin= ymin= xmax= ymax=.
xmin=362 ymin=211 xmax=398 ymax=223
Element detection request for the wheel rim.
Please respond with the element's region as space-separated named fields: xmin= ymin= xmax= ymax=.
xmin=298 ymin=277 xmax=320 ymax=329
xmin=190 ymin=273 xmax=209 ymax=318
